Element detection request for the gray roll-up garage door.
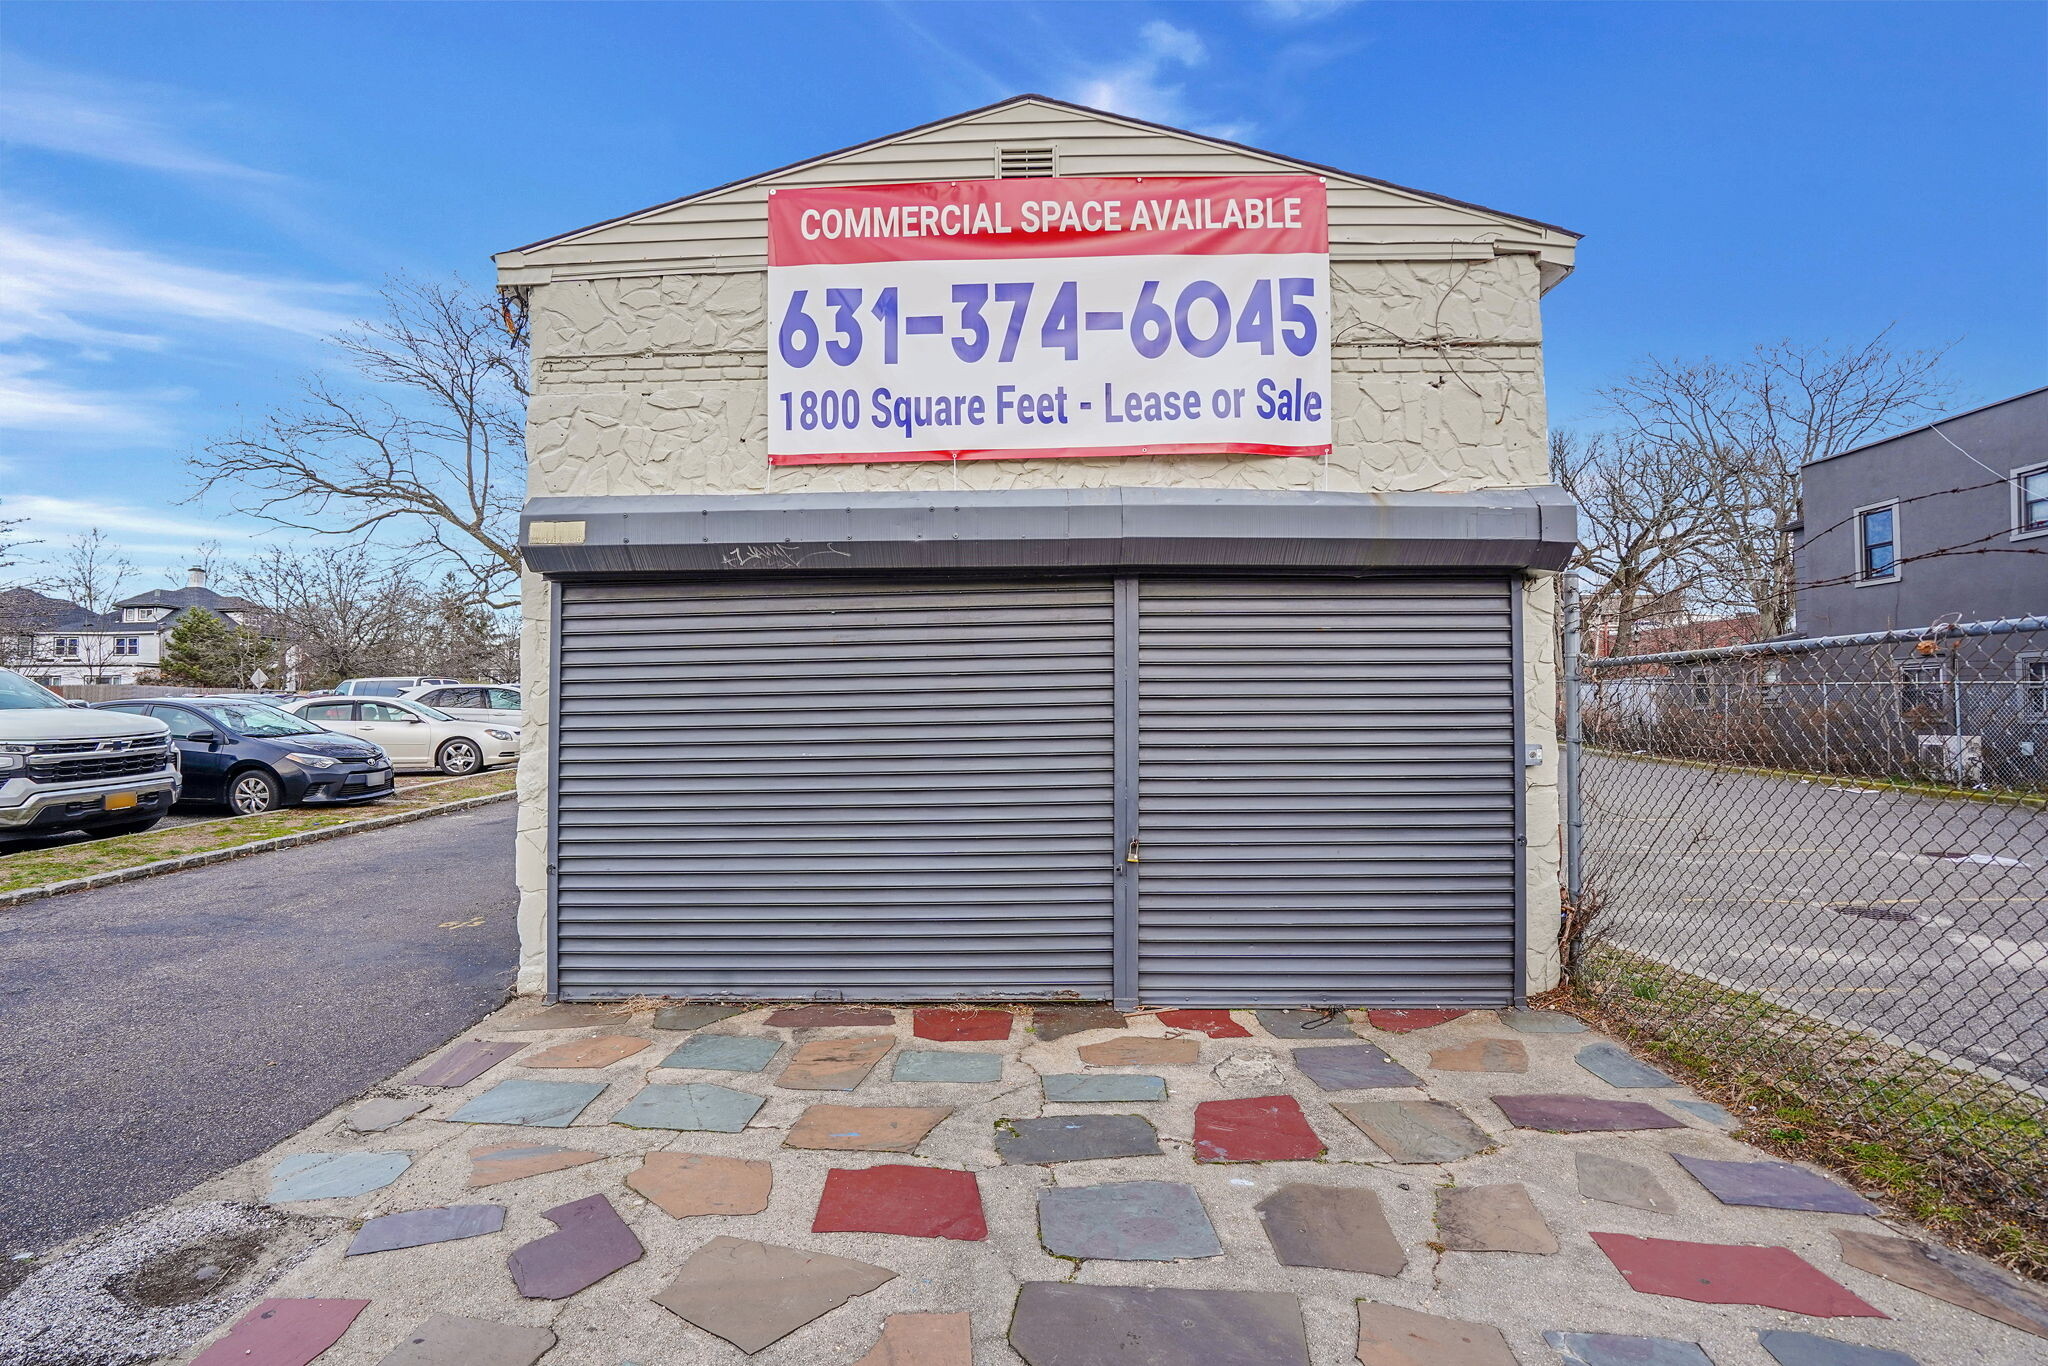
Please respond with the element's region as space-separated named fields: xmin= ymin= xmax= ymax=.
xmin=553 ymin=579 xmax=1117 ymax=1001
xmin=1135 ymin=578 xmax=1520 ymax=1007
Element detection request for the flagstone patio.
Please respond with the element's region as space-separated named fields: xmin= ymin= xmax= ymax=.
xmin=96 ymin=1001 xmax=2048 ymax=1364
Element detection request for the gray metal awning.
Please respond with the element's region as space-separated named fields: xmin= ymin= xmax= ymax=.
xmin=519 ymin=486 xmax=1577 ymax=577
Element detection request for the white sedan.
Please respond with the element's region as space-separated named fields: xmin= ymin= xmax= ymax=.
xmin=283 ymin=695 xmax=520 ymax=776
xmin=401 ymin=682 xmax=522 ymax=727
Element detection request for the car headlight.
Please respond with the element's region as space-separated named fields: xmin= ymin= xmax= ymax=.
xmin=0 ymin=754 xmax=20 ymax=772
xmin=486 ymin=728 xmax=517 ymax=741
xmin=284 ymin=752 xmax=340 ymax=769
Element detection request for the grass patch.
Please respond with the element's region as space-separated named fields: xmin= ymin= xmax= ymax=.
xmin=0 ymin=768 xmax=516 ymax=895
xmin=1562 ymin=946 xmax=2048 ymax=1279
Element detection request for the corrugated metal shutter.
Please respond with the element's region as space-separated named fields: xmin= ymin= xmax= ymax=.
xmin=1135 ymin=578 xmax=1519 ymax=1006
xmin=553 ymin=579 xmax=1117 ymax=1000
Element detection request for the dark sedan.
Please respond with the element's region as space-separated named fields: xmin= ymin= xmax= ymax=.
xmin=95 ymin=698 xmax=395 ymax=815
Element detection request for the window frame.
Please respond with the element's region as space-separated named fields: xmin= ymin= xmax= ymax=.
xmin=1896 ymin=658 xmax=1949 ymax=719
xmin=2019 ymin=655 xmax=2048 ymax=723
xmin=113 ymin=637 xmax=140 ymax=656
xmin=1853 ymin=500 xmax=1900 ymax=585
xmin=2013 ymin=462 xmax=2048 ymax=542
xmin=52 ymin=637 xmax=80 ymax=657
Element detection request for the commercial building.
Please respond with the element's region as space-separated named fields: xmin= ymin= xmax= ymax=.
xmin=498 ymin=96 xmax=1580 ymax=1007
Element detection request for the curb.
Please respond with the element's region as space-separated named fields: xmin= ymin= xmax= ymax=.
xmin=0 ymin=788 xmax=516 ymax=912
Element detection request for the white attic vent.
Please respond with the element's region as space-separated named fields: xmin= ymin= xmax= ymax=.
xmin=997 ymin=145 xmax=1058 ymax=178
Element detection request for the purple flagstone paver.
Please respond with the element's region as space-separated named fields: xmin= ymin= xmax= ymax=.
xmin=814 ymin=1164 xmax=988 ymax=1240
xmin=1193 ymin=1094 xmax=1324 ymax=1162
xmin=1042 ymin=1072 xmax=1166 ymax=1103
xmin=374 ymin=1314 xmax=556 ymax=1366
xmin=1499 ymin=1008 xmax=1588 ymax=1033
xmin=1544 ymin=1330 xmax=1715 ymax=1366
xmin=1834 ymin=1229 xmax=2048 ymax=1339
xmin=1331 ymin=1099 xmax=1494 ymax=1163
xmin=1010 ymin=1282 xmax=1310 ymax=1366
xmin=347 ymin=1098 xmax=429 ymax=1132
xmin=1255 ymin=1182 xmax=1405 ymax=1275
xmin=653 ymin=1003 xmax=745 ymax=1031
xmin=1032 ymin=1004 xmax=1127 ymax=1040
xmin=765 ymin=1004 xmax=894 ymax=1027
xmin=657 ymin=1033 xmax=781 ymax=1073
xmin=1037 ymin=1180 xmax=1220 ymax=1260
xmin=612 ymin=1081 xmax=764 ymax=1131
xmin=892 ymin=1050 xmax=1003 ymax=1083
xmin=346 ymin=1204 xmax=506 ymax=1256
xmin=468 ymin=1143 xmax=603 ymax=1187
xmin=1436 ymin=1182 xmax=1558 ymax=1254
xmin=1356 ymin=1302 xmax=1518 ymax=1366
xmin=1758 ymin=1330 xmax=1923 ymax=1366
xmin=412 ymin=1039 xmax=524 ymax=1087
xmin=652 ymin=1236 xmax=894 ymax=1353
xmin=995 ymin=1113 xmax=1162 ymax=1164
xmin=1670 ymin=1098 xmax=1740 ymax=1130
xmin=499 ymin=1003 xmax=617 ymax=1032
xmin=448 ymin=1079 xmax=605 ymax=1128
xmin=1254 ymin=1008 xmax=1358 ymax=1039
xmin=1674 ymin=1153 xmax=1880 ymax=1214
xmin=1493 ymin=1093 xmax=1683 ymax=1133
xmin=1290 ymin=1043 xmax=1422 ymax=1091
xmin=1576 ymin=1042 xmax=1681 ymax=1088
xmin=507 ymin=1193 xmax=642 ymax=1299
xmin=1591 ymin=1232 xmax=1886 ymax=1317
xmin=191 ymin=1298 xmax=369 ymax=1366
xmin=267 ymin=1151 xmax=411 ymax=1203
xmin=1575 ymin=1152 xmax=1679 ymax=1215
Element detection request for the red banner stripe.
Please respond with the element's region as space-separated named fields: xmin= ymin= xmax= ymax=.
xmin=770 ymin=440 xmax=1329 ymax=466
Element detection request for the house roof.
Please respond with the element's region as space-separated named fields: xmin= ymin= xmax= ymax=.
xmin=504 ymin=92 xmax=1582 ymax=259
xmin=0 ymin=588 xmax=112 ymax=633
xmin=112 ymin=584 xmax=265 ymax=613
xmin=1804 ymin=386 xmax=2048 ymax=469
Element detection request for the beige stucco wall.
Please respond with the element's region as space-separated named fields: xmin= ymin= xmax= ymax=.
xmin=512 ymin=249 xmax=1565 ymax=998
xmin=514 ymin=570 xmax=552 ymax=995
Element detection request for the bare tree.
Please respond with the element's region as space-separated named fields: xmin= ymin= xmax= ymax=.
xmin=1599 ymin=332 xmax=1952 ymax=635
xmin=55 ymin=528 xmax=136 ymax=614
xmin=193 ymin=276 xmax=527 ymax=609
xmin=1550 ymin=429 xmax=1718 ymax=655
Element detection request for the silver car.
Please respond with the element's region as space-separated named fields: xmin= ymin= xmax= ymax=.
xmin=283 ymin=695 xmax=519 ymax=775
xmin=401 ymin=683 xmax=522 ymax=727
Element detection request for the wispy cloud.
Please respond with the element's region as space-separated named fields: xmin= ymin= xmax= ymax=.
xmin=1256 ymin=0 xmax=1359 ymax=22
xmin=1065 ymin=21 xmax=1253 ymax=142
xmin=0 ymin=354 xmax=169 ymax=438
xmin=5 ymin=493 xmax=260 ymax=544
xmin=0 ymin=49 xmax=279 ymax=182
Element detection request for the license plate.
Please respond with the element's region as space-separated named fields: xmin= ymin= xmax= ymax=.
xmin=368 ymin=768 xmax=390 ymax=784
xmin=105 ymin=792 xmax=139 ymax=811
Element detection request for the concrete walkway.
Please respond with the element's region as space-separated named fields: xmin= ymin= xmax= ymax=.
xmin=8 ymin=999 xmax=2044 ymax=1366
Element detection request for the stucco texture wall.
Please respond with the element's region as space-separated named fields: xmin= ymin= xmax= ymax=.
xmin=514 ymin=570 xmax=552 ymax=995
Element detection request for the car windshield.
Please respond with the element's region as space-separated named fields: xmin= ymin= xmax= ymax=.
xmin=404 ymin=700 xmax=455 ymax=721
xmin=0 ymin=672 xmax=68 ymax=710
xmin=195 ymin=700 xmax=324 ymax=737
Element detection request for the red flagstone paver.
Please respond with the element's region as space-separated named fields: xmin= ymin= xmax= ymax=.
xmin=913 ymin=1007 xmax=1013 ymax=1041
xmin=778 ymin=1036 xmax=894 ymax=1090
xmin=1493 ymin=1093 xmax=1684 ymax=1132
xmin=1590 ymin=1232 xmax=1886 ymax=1318
xmin=1364 ymin=1009 xmax=1470 ymax=1033
xmin=506 ymin=1194 xmax=643 ymax=1300
xmin=765 ymin=1005 xmax=895 ymax=1027
xmin=374 ymin=1314 xmax=555 ymax=1365
xmin=519 ymin=1034 xmax=649 ymax=1068
xmin=785 ymin=1103 xmax=952 ymax=1152
xmin=1193 ymin=1094 xmax=1325 ymax=1162
xmin=1076 ymin=1036 xmax=1199 ymax=1066
xmin=814 ymin=1164 xmax=988 ymax=1240
xmin=412 ymin=1040 xmax=524 ymax=1087
xmin=1032 ymin=1005 xmax=1127 ymax=1040
xmin=851 ymin=1311 xmax=973 ymax=1366
xmin=467 ymin=1143 xmax=603 ymax=1188
xmin=1156 ymin=1009 xmax=1251 ymax=1038
xmin=1834 ymin=1229 xmax=2048 ymax=1338
xmin=191 ymin=1298 xmax=368 ymax=1366
xmin=1428 ymin=1039 xmax=1528 ymax=1073
xmin=627 ymin=1152 xmax=772 ymax=1218
xmin=1356 ymin=1302 xmax=1518 ymax=1366
xmin=652 ymin=1237 xmax=894 ymax=1353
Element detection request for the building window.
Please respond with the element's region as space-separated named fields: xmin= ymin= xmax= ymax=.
xmin=996 ymin=145 xmax=1057 ymax=178
xmin=114 ymin=637 xmax=139 ymax=656
xmin=1688 ymin=667 xmax=1714 ymax=709
xmin=2016 ymin=464 xmax=2048 ymax=539
xmin=53 ymin=637 xmax=79 ymax=657
xmin=1856 ymin=504 xmax=1898 ymax=582
xmin=1898 ymin=661 xmax=1947 ymax=718
xmin=2022 ymin=658 xmax=2048 ymax=721
xmin=1759 ymin=664 xmax=1784 ymax=706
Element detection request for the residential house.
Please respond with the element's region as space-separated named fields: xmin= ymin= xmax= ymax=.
xmin=9 ymin=568 xmax=273 ymax=687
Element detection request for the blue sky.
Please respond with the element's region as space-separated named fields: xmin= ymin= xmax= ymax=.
xmin=2 ymin=0 xmax=2043 ymax=583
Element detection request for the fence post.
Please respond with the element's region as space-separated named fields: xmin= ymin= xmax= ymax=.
xmin=1562 ymin=581 xmax=1585 ymax=903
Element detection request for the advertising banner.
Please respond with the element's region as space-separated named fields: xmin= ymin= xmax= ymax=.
xmin=765 ymin=175 xmax=1330 ymax=465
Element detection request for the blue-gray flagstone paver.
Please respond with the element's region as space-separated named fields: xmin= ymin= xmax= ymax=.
xmin=612 ymin=1082 xmax=764 ymax=1132
xmin=1758 ymin=1330 xmax=1922 ymax=1366
xmin=1253 ymin=1008 xmax=1357 ymax=1040
xmin=1671 ymin=1098 xmax=1740 ymax=1129
xmin=1038 ymin=1181 xmax=1221 ymax=1261
xmin=1545 ymin=1331 xmax=1714 ymax=1366
xmin=996 ymin=1114 xmax=1162 ymax=1164
xmin=1674 ymin=1153 xmax=1881 ymax=1214
xmin=1043 ymin=1074 xmax=1168 ymax=1103
xmin=891 ymin=1050 xmax=1003 ymax=1083
xmin=448 ymin=1080 xmax=606 ymax=1128
xmin=1576 ymin=1042 xmax=1680 ymax=1088
xmin=1500 ymin=1009 xmax=1588 ymax=1033
xmin=1290 ymin=1043 xmax=1421 ymax=1091
xmin=658 ymin=1034 xmax=780 ymax=1073
xmin=347 ymin=1204 xmax=506 ymax=1255
xmin=267 ymin=1151 xmax=411 ymax=1203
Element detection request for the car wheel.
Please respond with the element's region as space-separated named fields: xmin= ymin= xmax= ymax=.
xmin=96 ymin=817 xmax=163 ymax=836
xmin=436 ymin=738 xmax=483 ymax=775
xmin=227 ymin=769 xmax=283 ymax=815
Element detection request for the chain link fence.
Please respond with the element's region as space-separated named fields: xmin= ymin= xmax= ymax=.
xmin=1562 ymin=614 xmax=2048 ymax=1272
